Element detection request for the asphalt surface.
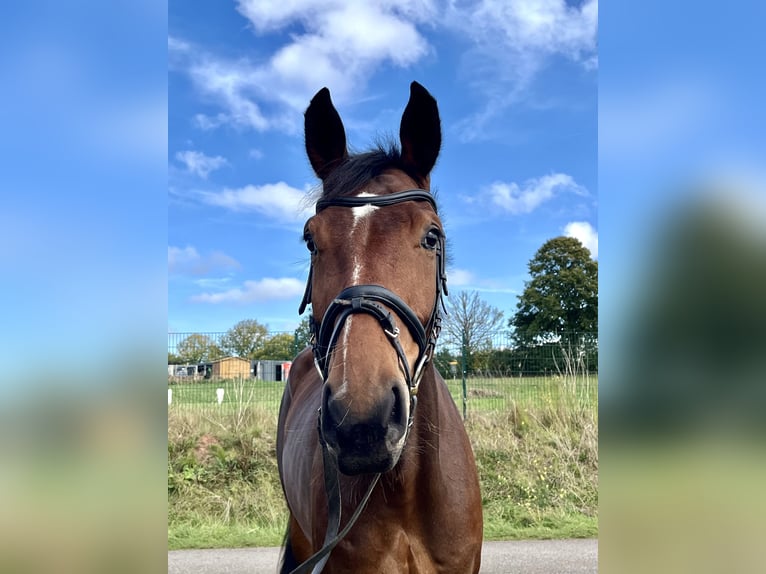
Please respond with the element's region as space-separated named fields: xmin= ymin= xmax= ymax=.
xmin=168 ymin=538 xmax=597 ymax=573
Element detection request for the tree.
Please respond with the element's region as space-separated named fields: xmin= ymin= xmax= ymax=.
xmin=443 ymin=291 xmax=505 ymax=374
xmin=220 ymin=319 xmax=268 ymax=359
xmin=510 ymin=236 xmax=598 ymax=346
xmin=293 ymin=317 xmax=313 ymax=354
xmin=167 ymin=352 xmax=182 ymax=365
xmin=176 ymin=334 xmax=223 ymax=364
xmin=253 ymin=333 xmax=295 ymax=360
xmin=434 ymin=347 xmax=459 ymax=379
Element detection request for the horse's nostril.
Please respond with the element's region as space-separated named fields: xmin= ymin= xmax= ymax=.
xmin=391 ymin=385 xmax=406 ymax=428
xmin=322 ymin=384 xmax=332 ymax=420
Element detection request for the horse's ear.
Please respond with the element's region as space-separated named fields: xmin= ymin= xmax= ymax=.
xmin=400 ymin=81 xmax=441 ymax=185
xmin=304 ymin=87 xmax=348 ymax=180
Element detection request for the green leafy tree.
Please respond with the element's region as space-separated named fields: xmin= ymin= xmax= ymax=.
xmin=510 ymin=236 xmax=598 ymax=346
xmin=220 ymin=319 xmax=268 ymax=359
xmin=253 ymin=333 xmax=295 ymax=360
xmin=434 ymin=347 xmax=459 ymax=379
xmin=293 ymin=317 xmax=313 ymax=355
xmin=176 ymin=334 xmax=223 ymax=364
xmin=167 ymin=352 xmax=183 ymax=365
xmin=485 ymin=348 xmax=516 ymax=376
xmin=443 ymin=291 xmax=505 ymax=374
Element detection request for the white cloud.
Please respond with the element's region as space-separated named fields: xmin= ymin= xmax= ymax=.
xmin=468 ymin=0 xmax=598 ymax=59
xmin=170 ymin=2 xmax=596 ymax=137
xmin=249 ymin=148 xmax=264 ymax=160
xmin=452 ymin=0 xmax=598 ymax=75
xmin=192 ymin=112 xmax=228 ymax=131
xmin=445 ymin=267 xmax=519 ymax=294
xmin=168 ymin=245 xmax=198 ymax=267
xmin=198 ymin=181 xmax=314 ymax=223
xmin=189 ymin=58 xmax=272 ymax=131
xmin=170 ymin=2 xmax=434 ymax=132
xmin=488 ymin=173 xmax=586 ymax=214
xmin=168 ymin=245 xmax=241 ymax=275
xmin=193 ymin=277 xmax=233 ymax=289
xmin=448 ymin=268 xmax=476 ymax=286
xmin=168 ymin=36 xmax=190 ymax=53
xmin=191 ymin=277 xmax=305 ymax=304
xmin=447 ymin=0 xmax=598 ymax=140
xmin=564 ymin=221 xmax=598 ymax=259
xmin=175 ymin=150 xmax=228 ymax=179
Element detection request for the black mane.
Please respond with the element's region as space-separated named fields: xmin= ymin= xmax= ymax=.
xmin=320 ymin=142 xmax=422 ymax=200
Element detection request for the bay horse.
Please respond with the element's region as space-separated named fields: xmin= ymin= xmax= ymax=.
xmin=277 ymin=82 xmax=483 ymax=574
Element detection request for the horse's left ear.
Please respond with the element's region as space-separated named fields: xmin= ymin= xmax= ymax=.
xmin=400 ymin=81 xmax=441 ymax=185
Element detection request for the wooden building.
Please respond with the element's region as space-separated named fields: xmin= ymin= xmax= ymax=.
xmin=211 ymin=356 xmax=251 ymax=379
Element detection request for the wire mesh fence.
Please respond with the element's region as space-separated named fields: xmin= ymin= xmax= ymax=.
xmin=167 ymin=331 xmax=597 ymax=417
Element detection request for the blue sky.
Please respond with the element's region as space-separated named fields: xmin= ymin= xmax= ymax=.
xmin=168 ymin=0 xmax=598 ymax=334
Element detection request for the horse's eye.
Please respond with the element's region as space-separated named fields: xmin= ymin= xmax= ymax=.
xmin=421 ymin=230 xmax=440 ymax=251
xmin=304 ymin=234 xmax=317 ymax=254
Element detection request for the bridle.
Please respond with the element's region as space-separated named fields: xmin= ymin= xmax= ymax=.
xmin=299 ymin=189 xmax=448 ymax=415
xmin=289 ymin=189 xmax=448 ymax=574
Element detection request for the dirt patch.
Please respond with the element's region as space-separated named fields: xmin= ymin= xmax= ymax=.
xmin=194 ymin=434 xmax=220 ymax=463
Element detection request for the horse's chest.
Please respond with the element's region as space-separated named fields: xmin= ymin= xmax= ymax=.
xmin=326 ymin=528 xmax=437 ymax=574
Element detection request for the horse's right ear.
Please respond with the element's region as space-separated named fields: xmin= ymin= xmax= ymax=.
xmin=304 ymin=87 xmax=348 ymax=180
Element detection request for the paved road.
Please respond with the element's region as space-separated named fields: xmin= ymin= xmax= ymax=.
xmin=168 ymin=539 xmax=597 ymax=573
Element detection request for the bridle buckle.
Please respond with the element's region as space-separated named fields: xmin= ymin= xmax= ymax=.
xmin=384 ymin=326 xmax=400 ymax=339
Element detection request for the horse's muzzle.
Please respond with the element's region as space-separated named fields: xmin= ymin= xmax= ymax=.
xmin=320 ymin=382 xmax=408 ymax=475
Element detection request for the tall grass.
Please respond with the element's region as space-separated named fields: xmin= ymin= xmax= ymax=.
xmin=468 ymin=400 xmax=598 ymax=539
xmin=167 ymin=387 xmax=598 ymax=549
xmin=168 ymin=407 xmax=286 ymax=548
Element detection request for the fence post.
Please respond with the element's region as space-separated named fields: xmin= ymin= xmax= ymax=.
xmin=461 ymin=331 xmax=467 ymax=420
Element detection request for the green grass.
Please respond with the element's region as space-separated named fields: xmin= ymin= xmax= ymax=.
xmin=468 ymin=404 xmax=598 ymax=541
xmin=168 ymin=407 xmax=286 ymax=549
xmin=445 ymin=374 xmax=598 ymax=412
xmin=168 ymin=381 xmax=598 ymax=549
xmin=168 ymin=378 xmax=284 ymax=411
xmin=167 ymin=375 xmax=598 ymax=414
xmin=169 ymin=521 xmax=285 ymax=549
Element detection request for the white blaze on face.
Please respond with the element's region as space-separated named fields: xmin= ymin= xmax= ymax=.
xmin=352 ymin=203 xmax=379 ymax=223
xmin=350 ymin=192 xmax=379 ymax=284
xmin=338 ymin=192 xmax=379 ymax=397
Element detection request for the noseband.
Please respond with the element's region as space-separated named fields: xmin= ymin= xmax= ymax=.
xmin=299 ymin=189 xmax=448 ymax=411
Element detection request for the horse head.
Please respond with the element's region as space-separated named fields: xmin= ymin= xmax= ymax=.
xmin=300 ymin=82 xmax=446 ymax=475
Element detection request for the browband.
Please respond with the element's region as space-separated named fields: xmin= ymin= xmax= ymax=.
xmin=315 ymin=189 xmax=438 ymax=214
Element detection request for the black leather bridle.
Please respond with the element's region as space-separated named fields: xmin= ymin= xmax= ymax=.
xmin=288 ymin=189 xmax=448 ymax=574
xmin=299 ymin=189 xmax=448 ymax=406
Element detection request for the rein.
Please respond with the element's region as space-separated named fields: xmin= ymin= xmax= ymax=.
xmin=289 ymin=189 xmax=447 ymax=574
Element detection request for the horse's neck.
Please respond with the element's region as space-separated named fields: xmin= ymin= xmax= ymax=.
xmin=391 ymin=365 xmax=449 ymax=483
